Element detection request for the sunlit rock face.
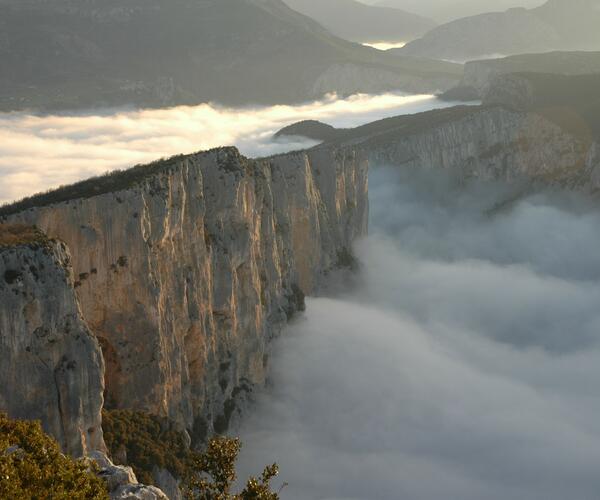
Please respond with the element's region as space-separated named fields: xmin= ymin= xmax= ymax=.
xmin=5 ymin=147 xmax=368 ymax=443
xmin=0 ymin=236 xmax=105 ymax=456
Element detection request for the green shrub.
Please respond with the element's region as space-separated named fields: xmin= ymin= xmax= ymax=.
xmin=102 ymin=410 xmax=282 ymax=498
xmin=183 ymin=436 xmax=282 ymax=500
xmin=102 ymin=409 xmax=194 ymax=485
xmin=0 ymin=413 xmax=108 ymax=499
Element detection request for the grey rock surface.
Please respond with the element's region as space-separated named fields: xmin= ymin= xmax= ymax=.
xmin=91 ymin=451 xmax=169 ymax=500
xmin=153 ymin=467 xmax=182 ymax=500
xmin=0 ymin=236 xmax=105 ymax=457
xmin=356 ymin=107 xmax=599 ymax=188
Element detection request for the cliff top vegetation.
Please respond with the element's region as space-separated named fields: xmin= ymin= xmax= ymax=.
xmin=0 ymin=147 xmax=243 ymax=218
xmin=0 ymin=224 xmax=48 ymax=248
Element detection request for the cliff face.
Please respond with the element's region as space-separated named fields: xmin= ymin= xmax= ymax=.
xmin=288 ymin=106 xmax=598 ymax=189
xmin=360 ymin=107 xmax=594 ymax=186
xmin=0 ymin=231 xmax=105 ymax=457
xmin=4 ymin=147 xmax=368 ymax=443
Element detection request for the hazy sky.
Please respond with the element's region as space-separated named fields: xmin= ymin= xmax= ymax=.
xmin=236 ymin=166 xmax=600 ymax=499
xmin=359 ymin=0 xmax=544 ymax=22
xmin=0 ymin=93 xmax=460 ymax=205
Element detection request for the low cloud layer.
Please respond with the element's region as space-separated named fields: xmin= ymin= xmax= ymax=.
xmin=236 ymin=166 xmax=600 ymax=499
xmin=0 ymin=93 xmax=454 ymax=205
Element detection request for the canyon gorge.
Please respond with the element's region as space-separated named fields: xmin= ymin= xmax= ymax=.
xmin=2 ymin=50 xmax=600 ymax=498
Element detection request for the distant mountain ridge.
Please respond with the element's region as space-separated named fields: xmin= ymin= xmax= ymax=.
xmin=373 ymin=0 xmax=543 ymax=23
xmin=397 ymin=0 xmax=600 ymax=61
xmin=456 ymin=51 xmax=600 ymax=98
xmin=282 ymin=0 xmax=435 ymax=43
xmin=0 ymin=0 xmax=460 ymax=112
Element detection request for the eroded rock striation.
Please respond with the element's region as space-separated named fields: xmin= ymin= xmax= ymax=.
xmin=2 ymin=146 xmax=369 ymax=445
xmin=277 ymin=105 xmax=600 ymax=189
xmin=355 ymin=106 xmax=598 ymax=187
xmin=0 ymin=226 xmax=105 ymax=457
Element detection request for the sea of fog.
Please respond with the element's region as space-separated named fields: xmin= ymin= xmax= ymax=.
xmin=235 ymin=166 xmax=600 ymax=500
xmin=0 ymin=92 xmax=458 ymax=204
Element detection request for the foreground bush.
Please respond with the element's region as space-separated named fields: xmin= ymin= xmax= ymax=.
xmin=102 ymin=409 xmax=282 ymax=498
xmin=183 ymin=436 xmax=281 ymax=499
xmin=102 ymin=409 xmax=194 ymax=485
xmin=0 ymin=413 xmax=108 ymax=499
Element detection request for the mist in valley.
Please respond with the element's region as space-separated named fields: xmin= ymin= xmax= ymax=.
xmin=235 ymin=166 xmax=600 ymax=499
xmin=0 ymin=93 xmax=457 ymax=205
xmin=2 ymin=0 xmax=600 ymax=498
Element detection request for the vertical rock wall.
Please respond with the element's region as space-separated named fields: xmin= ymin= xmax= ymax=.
xmin=6 ymin=146 xmax=369 ymax=443
xmin=0 ymin=234 xmax=105 ymax=456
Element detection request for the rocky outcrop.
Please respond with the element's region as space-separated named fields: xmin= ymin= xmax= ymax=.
xmin=152 ymin=467 xmax=182 ymax=500
xmin=91 ymin=451 xmax=169 ymax=500
xmin=2 ymin=146 xmax=368 ymax=445
xmin=0 ymin=227 xmax=105 ymax=457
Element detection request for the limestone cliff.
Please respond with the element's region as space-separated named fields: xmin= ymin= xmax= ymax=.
xmin=2 ymin=147 xmax=368 ymax=444
xmin=355 ymin=106 xmax=596 ymax=187
xmin=0 ymin=226 xmax=105 ymax=457
xmin=278 ymin=105 xmax=599 ymax=189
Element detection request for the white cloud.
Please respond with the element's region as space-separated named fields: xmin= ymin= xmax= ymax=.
xmin=0 ymin=93 xmax=456 ymax=205
xmin=362 ymin=41 xmax=407 ymax=50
